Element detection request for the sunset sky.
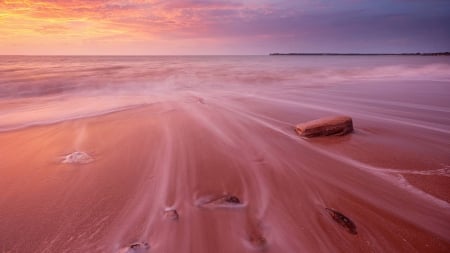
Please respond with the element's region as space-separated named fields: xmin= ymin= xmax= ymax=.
xmin=1 ymin=0 xmax=449 ymax=55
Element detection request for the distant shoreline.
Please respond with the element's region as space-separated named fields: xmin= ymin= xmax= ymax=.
xmin=269 ymin=52 xmax=450 ymax=56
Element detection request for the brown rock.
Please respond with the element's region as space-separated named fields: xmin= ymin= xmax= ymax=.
xmin=325 ymin=208 xmax=357 ymax=235
xmin=119 ymin=242 xmax=150 ymax=253
xmin=224 ymin=195 xmax=240 ymax=204
xmin=198 ymin=194 xmax=243 ymax=208
xmin=295 ymin=116 xmax=353 ymax=137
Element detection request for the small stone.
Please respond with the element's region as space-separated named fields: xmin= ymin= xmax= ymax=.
xmin=325 ymin=208 xmax=357 ymax=235
xmin=198 ymin=194 xmax=244 ymax=208
xmin=249 ymin=233 xmax=267 ymax=248
xmin=224 ymin=195 xmax=240 ymax=204
xmin=164 ymin=208 xmax=179 ymax=221
xmin=62 ymin=151 xmax=93 ymax=164
xmin=295 ymin=116 xmax=353 ymax=138
xmin=120 ymin=242 xmax=150 ymax=253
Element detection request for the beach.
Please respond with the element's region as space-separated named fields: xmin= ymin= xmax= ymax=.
xmin=0 ymin=56 xmax=449 ymax=252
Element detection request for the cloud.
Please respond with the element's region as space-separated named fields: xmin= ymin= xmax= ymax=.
xmin=0 ymin=0 xmax=449 ymax=54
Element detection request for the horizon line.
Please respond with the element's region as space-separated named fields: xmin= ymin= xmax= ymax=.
xmin=1 ymin=51 xmax=449 ymax=57
xmin=0 ymin=54 xmax=264 ymax=57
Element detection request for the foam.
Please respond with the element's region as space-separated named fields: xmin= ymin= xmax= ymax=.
xmin=62 ymin=151 xmax=94 ymax=164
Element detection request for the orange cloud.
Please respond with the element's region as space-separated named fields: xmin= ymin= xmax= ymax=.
xmin=0 ymin=1 xmax=339 ymax=54
xmin=1 ymin=0 xmax=448 ymax=54
xmin=0 ymin=0 xmax=247 ymax=53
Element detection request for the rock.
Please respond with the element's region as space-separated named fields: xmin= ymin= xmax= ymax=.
xmin=295 ymin=116 xmax=353 ymax=138
xmin=62 ymin=151 xmax=93 ymax=164
xmin=164 ymin=208 xmax=179 ymax=221
xmin=119 ymin=242 xmax=150 ymax=253
xmin=325 ymin=208 xmax=357 ymax=235
xmin=198 ymin=194 xmax=244 ymax=208
xmin=224 ymin=195 xmax=241 ymax=204
xmin=249 ymin=233 xmax=267 ymax=248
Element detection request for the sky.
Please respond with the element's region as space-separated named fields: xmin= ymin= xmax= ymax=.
xmin=0 ymin=0 xmax=449 ymax=55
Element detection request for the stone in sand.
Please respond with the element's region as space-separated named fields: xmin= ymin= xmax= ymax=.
xmin=224 ymin=195 xmax=240 ymax=204
xmin=325 ymin=208 xmax=357 ymax=235
xmin=249 ymin=233 xmax=267 ymax=249
xmin=199 ymin=194 xmax=242 ymax=208
xmin=295 ymin=116 xmax=353 ymax=138
xmin=164 ymin=208 xmax=179 ymax=221
xmin=120 ymin=242 xmax=150 ymax=253
xmin=62 ymin=151 xmax=93 ymax=164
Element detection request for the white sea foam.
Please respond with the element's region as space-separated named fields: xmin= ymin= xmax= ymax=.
xmin=62 ymin=151 xmax=94 ymax=164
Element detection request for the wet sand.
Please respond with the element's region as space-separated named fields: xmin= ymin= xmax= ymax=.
xmin=0 ymin=56 xmax=449 ymax=252
xmin=0 ymin=56 xmax=450 ymax=253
